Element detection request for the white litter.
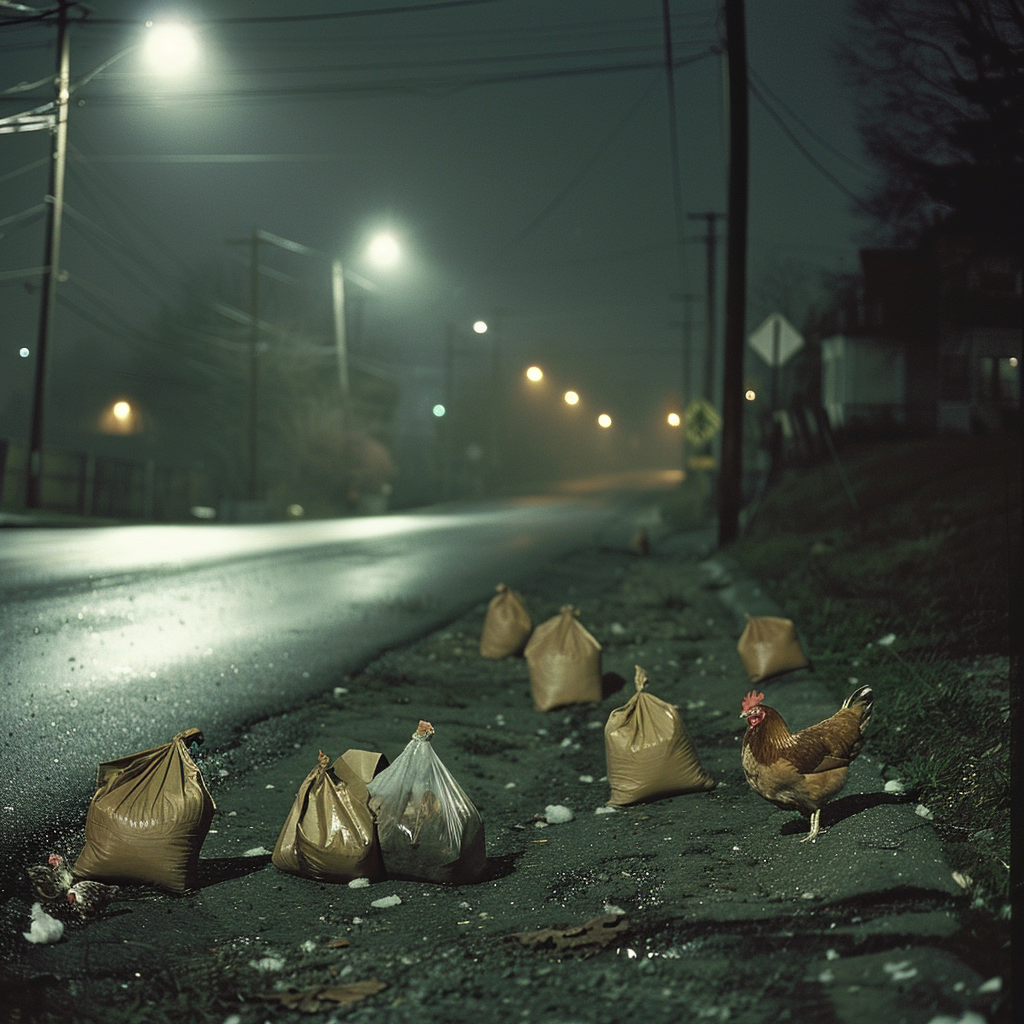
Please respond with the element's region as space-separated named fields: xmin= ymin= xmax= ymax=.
xmin=300 ymin=940 xmax=317 ymax=953
xmin=876 ymin=633 xmax=897 ymax=646
xmin=603 ymin=903 xmax=625 ymax=916
xmin=826 ymin=949 xmax=840 ymax=961
xmin=23 ymin=903 xmax=64 ymax=944
xmin=884 ymin=779 xmax=905 ymax=793
xmin=977 ymin=977 xmax=1002 ymax=993
xmin=504 ymin=782 xmax=517 ymax=789
xmin=544 ymin=804 xmax=574 ymax=824
xmin=347 ymin=877 xmax=371 ymax=889
xmin=926 ymin=1014 xmax=988 ymax=1024
xmin=371 ymin=895 xmax=402 ymax=909
xmin=915 ymin=804 xmax=934 ymax=820
xmin=818 ymin=970 xmax=835 ymax=983
xmin=243 ymin=846 xmax=272 ymax=857
xmin=249 ymin=957 xmax=285 ymax=972
xmin=595 ymin=805 xmax=618 ymax=815
xmin=579 ymin=775 xmax=595 ymax=783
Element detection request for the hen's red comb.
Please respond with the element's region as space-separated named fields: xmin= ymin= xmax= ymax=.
xmin=741 ymin=690 xmax=765 ymax=713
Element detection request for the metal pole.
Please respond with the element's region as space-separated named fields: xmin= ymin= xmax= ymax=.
xmin=442 ymin=319 xmax=454 ymax=495
xmin=331 ymin=259 xmax=349 ymax=430
xmin=248 ymin=228 xmax=260 ymax=501
xmin=688 ymin=212 xmax=723 ymax=402
xmin=26 ymin=0 xmax=70 ymax=509
xmin=718 ymin=0 xmax=749 ymax=547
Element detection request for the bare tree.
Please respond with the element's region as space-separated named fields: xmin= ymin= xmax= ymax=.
xmin=838 ymin=0 xmax=1024 ymax=247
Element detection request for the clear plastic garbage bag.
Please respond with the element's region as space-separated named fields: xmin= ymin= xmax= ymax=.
xmin=367 ymin=721 xmax=487 ymax=884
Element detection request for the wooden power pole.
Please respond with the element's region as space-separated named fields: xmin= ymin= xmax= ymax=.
xmin=718 ymin=0 xmax=749 ymax=547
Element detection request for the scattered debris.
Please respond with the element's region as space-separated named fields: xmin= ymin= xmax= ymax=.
xmin=249 ymin=956 xmax=286 ymax=972
xmin=244 ymin=846 xmax=273 ymax=857
xmin=67 ymin=880 xmax=121 ymax=920
xmin=977 ymin=976 xmax=1002 ymax=993
xmin=370 ymin=895 xmax=402 ymax=909
xmin=260 ymin=978 xmax=386 ymax=1013
xmin=23 ymin=903 xmax=64 ymax=944
xmin=508 ymin=914 xmax=629 ymax=958
xmin=544 ymin=804 xmax=574 ymax=824
xmin=884 ymin=779 xmax=905 ymax=793
xmin=915 ymin=804 xmax=934 ymax=820
xmin=348 ymin=877 xmax=371 ymax=889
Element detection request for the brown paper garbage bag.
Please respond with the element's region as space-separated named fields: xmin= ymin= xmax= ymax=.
xmin=604 ymin=667 xmax=715 ymax=805
xmin=72 ymin=728 xmax=215 ymax=893
xmin=367 ymin=721 xmax=487 ymax=884
xmin=480 ymin=583 xmax=532 ymax=658
xmin=737 ymin=614 xmax=810 ymax=682
xmin=524 ymin=605 xmax=602 ymax=711
xmin=336 ymin=749 xmax=389 ymax=786
xmin=273 ymin=751 xmax=384 ymax=882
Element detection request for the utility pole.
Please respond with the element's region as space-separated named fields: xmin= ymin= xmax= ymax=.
xmin=26 ymin=0 xmax=70 ymax=509
xmin=687 ymin=212 xmax=725 ymax=402
xmin=247 ymin=228 xmax=261 ymax=502
xmin=718 ymin=0 xmax=750 ymax=547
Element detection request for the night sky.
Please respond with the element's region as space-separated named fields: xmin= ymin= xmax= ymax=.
xmin=0 ymin=1 xmax=872 ymax=498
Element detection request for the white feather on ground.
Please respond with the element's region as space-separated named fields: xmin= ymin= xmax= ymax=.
xmin=23 ymin=902 xmax=65 ymax=944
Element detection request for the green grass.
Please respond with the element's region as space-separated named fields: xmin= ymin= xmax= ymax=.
xmin=725 ymin=434 xmax=1018 ymax=910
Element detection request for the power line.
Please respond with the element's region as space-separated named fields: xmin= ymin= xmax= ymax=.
xmin=747 ymin=64 xmax=873 ymax=176
xmin=748 ymin=76 xmax=873 ymax=213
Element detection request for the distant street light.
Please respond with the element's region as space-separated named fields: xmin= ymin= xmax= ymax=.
xmin=667 ymin=412 xmax=681 ymax=427
xmin=143 ymin=22 xmax=199 ymax=74
xmin=525 ymin=365 xmax=543 ymax=383
xmin=112 ymin=400 xmax=132 ymax=422
xmin=432 ymin=404 xmax=446 ymax=418
xmin=367 ymin=232 xmax=401 ymax=267
xmin=745 ymin=389 xmax=756 ymax=401
xmin=564 ymin=390 xmax=580 ymax=406
xmin=472 ymin=320 xmax=488 ymax=335
xmin=25 ymin=6 xmax=198 ymax=509
xmin=597 ymin=413 xmax=612 ymax=428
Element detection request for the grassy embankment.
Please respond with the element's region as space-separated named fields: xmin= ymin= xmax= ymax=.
xmin=666 ymin=434 xmax=1018 ymax=909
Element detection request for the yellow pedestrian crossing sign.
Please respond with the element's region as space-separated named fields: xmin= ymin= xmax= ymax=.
xmin=685 ymin=398 xmax=721 ymax=445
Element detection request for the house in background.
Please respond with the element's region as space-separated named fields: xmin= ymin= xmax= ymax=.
xmin=820 ymin=245 xmax=1020 ymax=435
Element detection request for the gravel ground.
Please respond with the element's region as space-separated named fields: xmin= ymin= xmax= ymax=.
xmin=1 ymin=527 xmax=1009 ymax=1024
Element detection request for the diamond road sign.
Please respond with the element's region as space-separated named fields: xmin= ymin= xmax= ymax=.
xmin=685 ymin=398 xmax=722 ymax=445
xmin=749 ymin=312 xmax=804 ymax=367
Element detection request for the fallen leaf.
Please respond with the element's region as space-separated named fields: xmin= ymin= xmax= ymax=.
xmin=326 ymin=938 xmax=350 ymax=948
xmin=261 ymin=979 xmax=386 ymax=1013
xmin=507 ymin=914 xmax=629 ymax=957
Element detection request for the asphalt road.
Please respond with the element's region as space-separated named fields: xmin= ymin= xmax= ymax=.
xmin=0 ymin=489 xmax=663 ymax=881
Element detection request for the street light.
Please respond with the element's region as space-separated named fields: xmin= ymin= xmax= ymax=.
xmin=597 ymin=413 xmax=612 ymax=428
xmin=24 ymin=7 xmax=197 ymax=509
xmin=564 ymin=390 xmax=580 ymax=406
xmin=667 ymin=412 xmax=682 ymax=427
xmin=525 ymin=365 xmax=543 ymax=383
xmin=228 ymin=228 xmax=398 ymax=501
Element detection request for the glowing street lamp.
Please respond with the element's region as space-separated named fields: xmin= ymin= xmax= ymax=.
xmin=367 ymin=232 xmax=401 ymax=268
xmin=143 ymin=22 xmax=199 ymax=74
xmin=667 ymin=412 xmax=681 ymax=427
xmin=597 ymin=413 xmax=612 ymax=428
xmin=472 ymin=320 xmax=488 ymax=335
xmin=525 ymin=365 xmax=543 ymax=383
xmin=564 ymin=390 xmax=580 ymax=406
xmin=112 ymin=400 xmax=132 ymax=422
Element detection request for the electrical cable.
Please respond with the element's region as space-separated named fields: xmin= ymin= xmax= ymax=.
xmin=748 ymin=76 xmax=874 ymax=214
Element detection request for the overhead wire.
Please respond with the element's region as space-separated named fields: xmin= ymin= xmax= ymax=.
xmin=747 ymin=75 xmax=873 ymax=213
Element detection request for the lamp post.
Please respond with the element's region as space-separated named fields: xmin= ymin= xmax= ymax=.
xmin=23 ymin=13 xmax=197 ymax=509
xmin=226 ymin=229 xmax=396 ymax=501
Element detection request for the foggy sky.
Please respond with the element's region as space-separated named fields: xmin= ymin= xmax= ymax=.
xmin=0 ymin=0 xmax=871 ymax=481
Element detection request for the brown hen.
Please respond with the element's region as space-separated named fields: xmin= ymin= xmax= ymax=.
xmin=740 ymin=685 xmax=873 ymax=842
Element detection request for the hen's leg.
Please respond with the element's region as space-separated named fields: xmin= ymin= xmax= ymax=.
xmin=800 ymin=809 xmax=821 ymax=843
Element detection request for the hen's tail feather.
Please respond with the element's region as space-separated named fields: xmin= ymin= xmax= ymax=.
xmin=842 ymin=684 xmax=873 ymax=730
